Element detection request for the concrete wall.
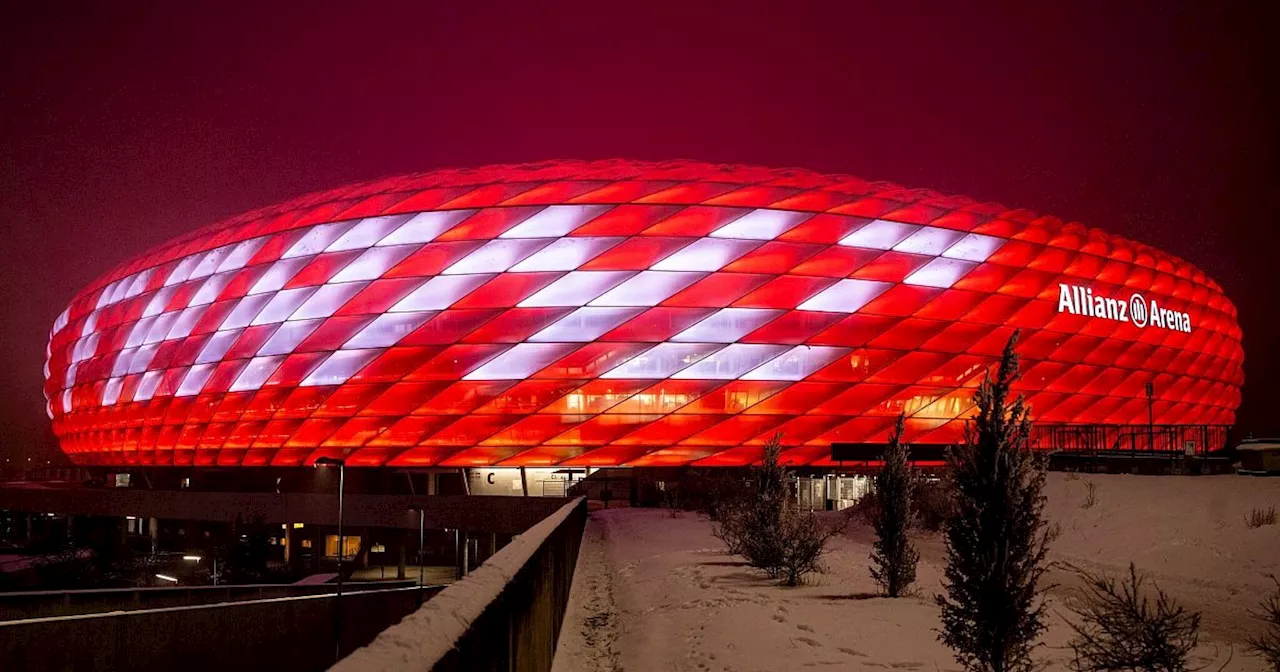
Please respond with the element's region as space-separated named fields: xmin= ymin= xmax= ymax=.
xmin=334 ymin=497 xmax=588 ymax=672
xmin=0 ymin=584 xmax=441 ymax=672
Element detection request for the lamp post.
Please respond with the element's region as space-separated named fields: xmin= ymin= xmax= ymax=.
xmin=1145 ymin=381 xmax=1155 ymax=451
xmin=314 ymin=457 xmax=345 ymax=662
xmin=417 ymin=508 xmax=425 ymax=589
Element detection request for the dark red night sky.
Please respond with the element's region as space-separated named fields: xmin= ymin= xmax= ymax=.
xmin=2 ymin=2 xmax=1276 ymax=463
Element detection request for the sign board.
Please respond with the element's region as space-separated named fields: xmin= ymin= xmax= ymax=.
xmin=1184 ymin=440 xmax=1196 ymax=456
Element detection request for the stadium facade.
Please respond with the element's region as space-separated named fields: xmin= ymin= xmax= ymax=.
xmin=44 ymin=160 xmax=1244 ymax=468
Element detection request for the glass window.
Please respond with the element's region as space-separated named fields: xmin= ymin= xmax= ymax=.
xmin=796 ymin=279 xmax=893 ymax=313
xmin=499 ymin=204 xmax=609 ymax=238
xmin=904 ymin=258 xmax=977 ymax=288
xmin=671 ymin=343 xmax=789 ymax=379
xmin=390 ymin=274 xmax=492 ymax=311
xmin=219 ymin=293 xmax=275 ymax=330
xmin=328 ymin=245 xmax=417 ymax=283
xmin=463 ymin=343 xmax=579 ymax=380
xmin=324 ymin=534 xmax=361 ymax=559
xmin=248 ymin=257 xmax=311 ymax=295
xmin=508 ymin=237 xmax=623 ymax=272
xmin=257 ymin=319 xmax=323 ymax=356
xmin=518 ymin=271 xmax=636 ymax=307
xmin=176 ymin=363 xmax=216 ymax=397
xmin=710 ymin=209 xmax=811 ymax=240
xmin=283 ymin=222 xmax=355 ymax=258
xmin=326 ymin=215 xmax=412 ymax=252
xmin=343 ymin=312 xmax=434 ymax=349
xmin=671 ymin=308 xmax=783 ymax=343
xmin=599 ymin=342 xmax=724 ymax=379
xmin=376 ymin=210 xmax=475 ymax=246
xmin=251 ymin=287 xmax=319 ymax=326
xmin=229 ymin=355 xmax=285 ymax=392
xmin=289 ymin=282 xmax=369 ymax=320
xmin=197 ymin=329 xmax=243 ymax=364
xmin=650 ymin=239 xmax=760 ymax=272
xmin=588 ymin=271 xmax=705 ymax=307
xmin=527 ymin=306 xmax=645 ymax=342
xmin=740 ymin=345 xmax=851 ymax=381
xmin=215 ymin=237 xmax=267 ymax=273
xmin=942 ymin=233 xmax=1005 ymax=262
xmin=442 ymin=238 xmax=553 ymax=275
xmin=893 ymin=226 xmax=965 ymax=256
xmin=839 ymin=219 xmax=920 ymax=250
xmin=301 ymin=349 xmax=382 ymax=387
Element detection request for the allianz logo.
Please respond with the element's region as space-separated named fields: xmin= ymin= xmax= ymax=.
xmin=1056 ymin=283 xmax=1191 ymax=333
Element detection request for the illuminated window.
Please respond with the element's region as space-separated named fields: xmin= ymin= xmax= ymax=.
xmin=324 ymin=535 xmax=361 ymax=559
xmin=671 ymin=308 xmax=782 ymax=343
xmin=671 ymin=343 xmax=790 ymax=379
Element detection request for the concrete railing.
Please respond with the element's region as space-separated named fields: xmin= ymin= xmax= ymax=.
xmin=334 ymin=497 xmax=588 ymax=672
xmin=0 ymin=579 xmax=418 ymax=621
xmin=0 ymin=583 xmax=443 ymax=672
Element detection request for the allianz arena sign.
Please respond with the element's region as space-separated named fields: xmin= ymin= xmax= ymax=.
xmin=1057 ymin=283 xmax=1192 ymax=333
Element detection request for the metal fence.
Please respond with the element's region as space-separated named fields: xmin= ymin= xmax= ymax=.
xmin=334 ymin=497 xmax=588 ymax=672
xmin=1030 ymin=423 xmax=1231 ymax=455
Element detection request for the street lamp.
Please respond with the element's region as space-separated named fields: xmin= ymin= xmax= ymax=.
xmin=314 ymin=457 xmax=345 ymax=662
xmin=183 ymin=554 xmax=217 ymax=586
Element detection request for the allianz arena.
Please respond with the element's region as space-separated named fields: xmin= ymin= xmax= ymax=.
xmin=44 ymin=160 xmax=1244 ymax=467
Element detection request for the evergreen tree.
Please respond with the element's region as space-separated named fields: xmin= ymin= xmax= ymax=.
xmin=937 ymin=332 xmax=1052 ymax=672
xmin=871 ymin=413 xmax=918 ymax=597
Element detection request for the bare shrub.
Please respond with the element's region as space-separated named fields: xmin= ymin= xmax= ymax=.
xmin=1082 ymin=480 xmax=1098 ymax=509
xmin=1065 ymin=563 xmax=1202 ymax=672
xmin=870 ymin=413 xmax=918 ymax=597
xmin=712 ymin=434 xmax=841 ymax=586
xmin=1246 ymin=506 xmax=1277 ymax=529
xmin=1249 ymin=576 xmax=1280 ymax=670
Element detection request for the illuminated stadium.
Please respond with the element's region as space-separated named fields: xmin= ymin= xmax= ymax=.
xmin=43 ymin=160 xmax=1244 ymax=468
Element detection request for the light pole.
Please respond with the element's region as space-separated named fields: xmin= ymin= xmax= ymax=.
xmin=1145 ymin=381 xmax=1155 ymax=451
xmin=314 ymin=457 xmax=345 ymax=663
xmin=417 ymin=508 xmax=425 ymax=590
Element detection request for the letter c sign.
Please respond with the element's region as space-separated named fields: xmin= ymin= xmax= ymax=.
xmin=487 ymin=472 xmax=495 ymax=485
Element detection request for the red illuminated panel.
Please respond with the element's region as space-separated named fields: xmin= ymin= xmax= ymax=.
xmin=46 ymin=160 xmax=1244 ymax=467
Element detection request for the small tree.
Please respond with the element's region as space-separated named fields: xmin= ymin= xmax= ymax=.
xmin=1250 ymin=576 xmax=1280 ymax=671
xmin=871 ymin=413 xmax=919 ymax=597
xmin=937 ymin=332 xmax=1052 ymax=672
xmin=1066 ymin=563 xmax=1202 ymax=672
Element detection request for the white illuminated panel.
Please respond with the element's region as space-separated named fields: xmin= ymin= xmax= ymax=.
xmin=326 ymin=215 xmax=412 ymax=252
xmin=248 ymin=257 xmax=310 ymax=295
xmin=710 ymin=209 xmax=811 ymax=240
xmin=289 ymin=282 xmax=369 ymax=320
xmin=376 ymin=210 xmax=475 ymax=246
xmin=143 ymin=286 xmax=178 ymax=318
xmin=215 ymin=237 xmax=267 ymax=273
xmin=599 ymin=342 xmax=723 ymax=379
xmin=164 ymin=254 xmax=203 ymax=287
xmin=257 ymin=319 xmax=323 ymax=356
xmin=508 ymin=237 xmax=623 ymax=272
xmin=499 ymin=205 xmax=609 ymax=238
xmin=196 ymin=329 xmax=243 ymax=364
xmin=671 ymin=308 xmax=783 ymax=343
xmin=219 ymin=293 xmax=275 ymax=330
xmin=126 ymin=343 xmax=159 ymax=374
xmin=893 ymin=227 xmax=965 ymax=256
xmin=343 ymin=312 xmax=434 ymax=349
xmin=189 ymin=271 xmax=235 ymax=307
xmin=839 ymin=219 xmax=920 ymax=250
xmin=80 ymin=312 xmax=97 ymax=337
xmin=741 ymin=345 xmax=851 ymax=380
xmin=143 ymin=313 xmax=180 ymax=345
xmin=463 ymin=343 xmax=578 ymax=380
xmin=528 ymin=307 xmax=645 ymax=342
xmin=125 ymin=316 xmax=157 ymax=349
xmin=943 ymin=233 xmax=1005 ymax=262
xmin=328 ymin=244 xmax=417 ymax=283
xmin=796 ymin=279 xmax=892 ymax=313
xmin=650 ymin=239 xmax=759 ymax=271
xmin=442 ymin=238 xmax=553 ymax=275
xmin=165 ymin=305 xmax=209 ymax=340
xmin=133 ymin=370 xmax=164 ymax=402
xmin=671 ymin=343 xmax=790 ymax=379
xmin=64 ymin=361 xmax=78 ymax=387
xmin=300 ymin=349 xmax=382 ymax=387
xmin=111 ymin=348 xmax=135 ymax=377
xmin=101 ymin=377 xmax=124 ymax=406
xmin=175 ymin=363 xmax=216 ymax=397
xmin=390 ymin=274 xmax=492 ymax=311
xmin=588 ymin=271 xmax=704 ymax=307
xmin=282 ymin=222 xmax=355 ymax=259
xmin=251 ymin=288 xmax=319 ymax=326
xmin=904 ymin=258 xmax=977 ymax=288
xmin=518 ymin=271 xmax=636 ymax=307
xmin=189 ymin=248 xmax=231 ymax=281
xmin=229 ymin=355 xmax=285 ymax=392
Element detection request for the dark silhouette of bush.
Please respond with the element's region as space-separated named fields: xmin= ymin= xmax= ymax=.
xmin=1065 ymin=563 xmax=1202 ymax=672
xmin=870 ymin=413 xmax=918 ymax=597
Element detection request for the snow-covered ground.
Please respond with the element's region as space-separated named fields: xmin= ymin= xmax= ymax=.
xmin=553 ymin=473 xmax=1280 ymax=672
